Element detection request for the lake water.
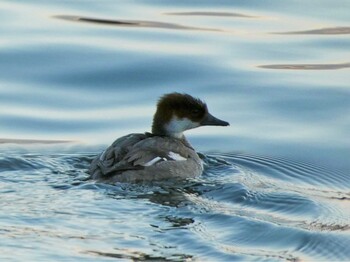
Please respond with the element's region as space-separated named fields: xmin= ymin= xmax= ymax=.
xmin=1 ymin=0 xmax=349 ymax=261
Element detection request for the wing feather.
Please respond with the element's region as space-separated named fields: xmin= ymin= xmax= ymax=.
xmin=89 ymin=133 xmax=190 ymax=179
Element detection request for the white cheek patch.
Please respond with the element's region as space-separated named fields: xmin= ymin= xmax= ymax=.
xmin=165 ymin=117 xmax=200 ymax=138
xmin=168 ymin=151 xmax=187 ymax=161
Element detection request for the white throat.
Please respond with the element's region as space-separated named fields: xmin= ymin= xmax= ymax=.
xmin=164 ymin=116 xmax=200 ymax=138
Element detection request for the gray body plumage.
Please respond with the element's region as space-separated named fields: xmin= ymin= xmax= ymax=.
xmin=89 ymin=93 xmax=229 ymax=183
xmin=88 ymin=133 xmax=203 ymax=183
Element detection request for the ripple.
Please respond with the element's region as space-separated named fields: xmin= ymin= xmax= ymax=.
xmin=218 ymin=153 xmax=350 ymax=190
xmin=54 ymin=15 xmax=225 ymax=33
xmin=0 ymin=156 xmax=38 ymax=172
xmin=0 ymin=153 xmax=91 ymax=184
xmin=274 ymin=26 xmax=350 ymax=35
xmin=186 ymin=191 xmax=350 ymax=260
xmin=1 ymin=151 xmax=349 ymax=261
xmin=86 ymin=249 xmax=192 ymax=261
xmin=2 ymin=0 xmax=350 ymax=260
xmin=296 ymin=233 xmax=350 ymax=260
xmin=0 ymin=138 xmax=73 ymax=144
xmin=221 ymin=246 xmax=299 ymax=261
xmin=198 ymin=153 xmax=350 ymax=236
xmin=258 ymin=62 xmax=350 ymax=70
xmin=165 ymin=11 xmax=258 ymax=18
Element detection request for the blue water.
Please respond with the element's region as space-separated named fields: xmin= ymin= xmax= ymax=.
xmin=1 ymin=0 xmax=350 ymax=261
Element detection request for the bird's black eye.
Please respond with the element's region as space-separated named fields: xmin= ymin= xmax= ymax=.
xmin=191 ymin=109 xmax=200 ymax=115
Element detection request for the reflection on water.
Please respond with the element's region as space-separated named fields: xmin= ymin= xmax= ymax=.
xmin=0 ymin=138 xmax=73 ymax=144
xmin=259 ymin=62 xmax=350 ymax=70
xmin=0 ymin=150 xmax=349 ymax=261
xmin=86 ymin=249 xmax=193 ymax=261
xmin=165 ymin=11 xmax=258 ymax=18
xmin=275 ymin=26 xmax=350 ymax=35
xmin=55 ymin=15 xmax=225 ymax=32
xmin=1 ymin=0 xmax=350 ymax=261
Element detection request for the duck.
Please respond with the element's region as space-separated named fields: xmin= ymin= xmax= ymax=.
xmin=89 ymin=92 xmax=229 ymax=183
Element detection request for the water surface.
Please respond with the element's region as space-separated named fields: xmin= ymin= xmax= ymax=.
xmin=0 ymin=0 xmax=349 ymax=261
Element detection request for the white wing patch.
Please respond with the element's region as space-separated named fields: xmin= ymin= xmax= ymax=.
xmin=142 ymin=152 xmax=186 ymax=167
xmin=143 ymin=156 xmax=169 ymax=167
xmin=143 ymin=157 xmax=162 ymax=167
xmin=168 ymin=151 xmax=187 ymax=161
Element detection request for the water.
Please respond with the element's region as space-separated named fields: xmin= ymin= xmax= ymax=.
xmin=1 ymin=0 xmax=349 ymax=261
